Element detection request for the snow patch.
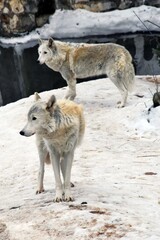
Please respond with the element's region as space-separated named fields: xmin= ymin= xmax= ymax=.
xmin=0 ymin=5 xmax=160 ymax=44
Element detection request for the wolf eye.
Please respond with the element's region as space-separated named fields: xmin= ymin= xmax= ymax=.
xmin=32 ymin=116 xmax=37 ymax=121
xmin=44 ymin=51 xmax=47 ymax=54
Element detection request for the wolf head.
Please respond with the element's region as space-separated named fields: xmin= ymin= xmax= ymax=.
xmin=20 ymin=94 xmax=57 ymax=137
xmin=38 ymin=38 xmax=57 ymax=64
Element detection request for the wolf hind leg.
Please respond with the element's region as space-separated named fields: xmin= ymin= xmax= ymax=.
xmin=116 ymin=65 xmax=134 ymax=108
xmin=107 ymin=69 xmax=129 ymax=108
xmin=117 ymin=89 xmax=128 ymax=108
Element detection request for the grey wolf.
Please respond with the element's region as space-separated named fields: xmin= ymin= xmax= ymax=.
xmin=38 ymin=38 xmax=135 ymax=107
xmin=20 ymin=93 xmax=85 ymax=202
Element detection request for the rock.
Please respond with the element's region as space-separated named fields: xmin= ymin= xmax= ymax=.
xmin=56 ymin=0 xmax=160 ymax=11
xmin=3 ymin=7 xmax=9 ymax=14
xmin=145 ymin=0 xmax=160 ymax=7
xmin=10 ymin=0 xmax=24 ymax=14
xmin=9 ymin=15 xmax=19 ymax=31
xmin=1 ymin=0 xmax=160 ymax=37
xmin=73 ymin=1 xmax=118 ymax=12
xmin=36 ymin=14 xmax=50 ymax=27
xmin=0 ymin=0 xmax=5 ymax=11
xmin=0 ymin=0 xmax=55 ymax=37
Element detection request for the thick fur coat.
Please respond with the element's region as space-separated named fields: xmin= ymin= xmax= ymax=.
xmin=38 ymin=38 xmax=135 ymax=107
xmin=20 ymin=93 xmax=85 ymax=202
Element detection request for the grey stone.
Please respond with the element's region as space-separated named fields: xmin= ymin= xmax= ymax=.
xmin=0 ymin=0 xmax=160 ymax=38
xmin=0 ymin=0 xmax=54 ymax=37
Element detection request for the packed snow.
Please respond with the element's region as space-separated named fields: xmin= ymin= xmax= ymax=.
xmin=0 ymin=76 xmax=160 ymax=239
xmin=0 ymin=5 xmax=160 ymax=44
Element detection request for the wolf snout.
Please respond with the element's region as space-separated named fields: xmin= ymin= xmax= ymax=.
xmin=19 ymin=130 xmax=25 ymax=136
xmin=19 ymin=130 xmax=34 ymax=137
xmin=37 ymin=58 xmax=43 ymax=64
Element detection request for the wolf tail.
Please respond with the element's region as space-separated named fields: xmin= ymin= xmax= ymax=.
xmin=123 ymin=62 xmax=135 ymax=92
xmin=123 ymin=49 xmax=135 ymax=92
xmin=108 ymin=47 xmax=135 ymax=94
xmin=78 ymin=106 xmax=85 ymax=146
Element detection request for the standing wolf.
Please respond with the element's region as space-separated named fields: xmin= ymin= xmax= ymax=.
xmin=38 ymin=38 xmax=135 ymax=107
xmin=20 ymin=93 xmax=85 ymax=202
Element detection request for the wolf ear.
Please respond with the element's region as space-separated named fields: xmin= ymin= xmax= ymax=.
xmin=48 ymin=38 xmax=54 ymax=48
xmin=34 ymin=92 xmax=41 ymax=101
xmin=46 ymin=95 xmax=56 ymax=112
xmin=48 ymin=38 xmax=57 ymax=52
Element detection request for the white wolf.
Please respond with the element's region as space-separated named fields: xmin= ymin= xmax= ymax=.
xmin=20 ymin=93 xmax=85 ymax=202
xmin=38 ymin=38 xmax=135 ymax=107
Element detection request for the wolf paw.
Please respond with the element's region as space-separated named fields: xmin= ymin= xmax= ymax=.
xmin=64 ymin=196 xmax=74 ymax=202
xmin=64 ymin=189 xmax=74 ymax=202
xmin=117 ymin=101 xmax=125 ymax=108
xmin=54 ymin=190 xmax=63 ymax=203
xmin=36 ymin=189 xmax=44 ymax=194
xmin=53 ymin=197 xmax=63 ymax=203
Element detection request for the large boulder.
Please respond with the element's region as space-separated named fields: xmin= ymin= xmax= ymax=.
xmin=57 ymin=0 xmax=160 ymax=11
xmin=1 ymin=0 xmax=160 ymax=37
xmin=0 ymin=0 xmax=55 ymax=37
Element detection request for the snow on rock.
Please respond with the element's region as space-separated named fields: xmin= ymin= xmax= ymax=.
xmin=0 ymin=76 xmax=160 ymax=239
xmin=46 ymin=5 xmax=160 ymax=38
xmin=1 ymin=5 xmax=160 ymax=44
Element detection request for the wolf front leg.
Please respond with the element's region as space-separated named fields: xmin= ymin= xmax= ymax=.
xmin=65 ymin=79 xmax=77 ymax=100
xmin=49 ymin=149 xmax=63 ymax=202
xmin=61 ymin=150 xmax=74 ymax=202
xmin=61 ymin=69 xmax=76 ymax=100
xmin=36 ymin=137 xmax=48 ymax=194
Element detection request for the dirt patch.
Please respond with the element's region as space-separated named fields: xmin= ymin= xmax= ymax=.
xmin=0 ymin=222 xmax=10 ymax=240
xmin=89 ymin=223 xmax=132 ymax=239
xmin=0 ymin=222 xmax=7 ymax=233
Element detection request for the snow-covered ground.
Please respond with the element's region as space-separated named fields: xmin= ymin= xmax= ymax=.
xmin=0 ymin=5 xmax=160 ymax=44
xmin=0 ymin=76 xmax=160 ymax=240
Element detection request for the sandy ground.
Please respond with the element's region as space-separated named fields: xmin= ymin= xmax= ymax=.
xmin=0 ymin=77 xmax=160 ymax=240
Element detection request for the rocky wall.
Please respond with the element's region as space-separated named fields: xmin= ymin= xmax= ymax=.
xmin=57 ymin=0 xmax=160 ymax=11
xmin=1 ymin=0 xmax=160 ymax=37
xmin=64 ymin=0 xmax=160 ymax=12
xmin=0 ymin=0 xmax=55 ymax=37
